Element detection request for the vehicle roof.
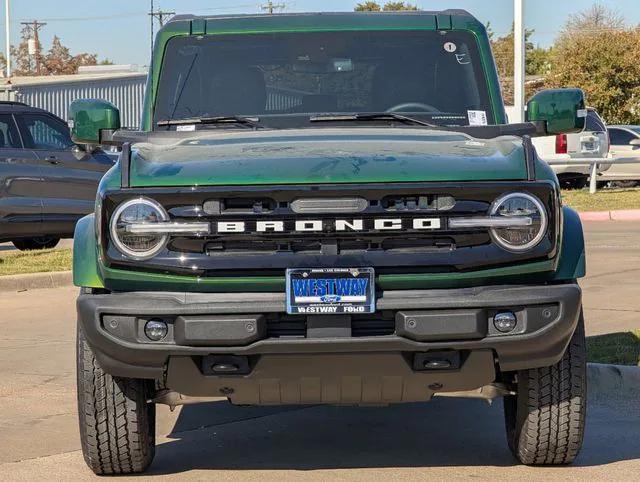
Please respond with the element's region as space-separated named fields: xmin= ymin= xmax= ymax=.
xmin=169 ymin=10 xmax=475 ymax=23
xmin=164 ymin=10 xmax=482 ymax=34
xmin=609 ymin=125 xmax=640 ymax=129
xmin=0 ymin=101 xmax=54 ymax=115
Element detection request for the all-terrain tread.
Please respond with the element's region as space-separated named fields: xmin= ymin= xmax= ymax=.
xmin=505 ymin=311 xmax=587 ymax=465
xmin=77 ymin=325 xmax=155 ymax=475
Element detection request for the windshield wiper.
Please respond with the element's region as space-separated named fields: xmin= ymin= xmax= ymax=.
xmin=157 ymin=116 xmax=265 ymax=129
xmin=310 ymin=112 xmax=440 ymax=128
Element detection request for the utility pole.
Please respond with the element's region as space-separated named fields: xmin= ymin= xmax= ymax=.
xmin=5 ymin=0 xmax=10 ymax=78
xmin=513 ymin=0 xmax=526 ymax=123
xmin=20 ymin=19 xmax=46 ymax=76
xmin=261 ymin=1 xmax=285 ymax=14
xmin=148 ymin=9 xmax=175 ymax=28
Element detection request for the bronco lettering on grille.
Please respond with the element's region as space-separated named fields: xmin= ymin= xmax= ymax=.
xmin=212 ymin=218 xmax=441 ymax=234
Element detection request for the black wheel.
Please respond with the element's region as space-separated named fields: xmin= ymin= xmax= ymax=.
xmin=610 ymin=180 xmax=640 ymax=188
xmin=12 ymin=236 xmax=60 ymax=251
xmin=76 ymin=325 xmax=156 ymax=475
xmin=557 ymin=175 xmax=588 ymax=190
xmin=504 ymin=311 xmax=587 ymax=465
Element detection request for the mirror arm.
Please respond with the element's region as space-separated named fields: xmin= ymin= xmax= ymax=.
xmin=454 ymin=121 xmax=547 ymax=139
xmin=99 ymin=129 xmax=124 ymax=147
xmin=529 ymin=121 xmax=549 ymax=137
xmin=522 ymin=135 xmax=537 ymax=181
xmin=120 ymin=142 xmax=131 ymax=188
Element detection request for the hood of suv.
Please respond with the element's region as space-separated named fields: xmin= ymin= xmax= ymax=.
xmin=128 ymin=128 xmax=528 ymax=187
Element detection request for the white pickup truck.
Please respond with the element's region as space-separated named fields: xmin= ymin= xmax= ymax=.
xmin=507 ymin=106 xmax=610 ymax=189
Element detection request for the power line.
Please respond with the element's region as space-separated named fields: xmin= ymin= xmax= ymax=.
xmin=20 ymin=19 xmax=46 ymax=76
xmin=17 ymin=3 xmax=259 ymax=23
xmin=19 ymin=12 xmax=148 ymax=22
xmin=261 ymin=1 xmax=285 ymax=15
xmin=149 ymin=9 xmax=175 ymax=28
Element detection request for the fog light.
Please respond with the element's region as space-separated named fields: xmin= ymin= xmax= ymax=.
xmin=144 ymin=319 xmax=168 ymax=341
xmin=494 ymin=312 xmax=517 ymax=333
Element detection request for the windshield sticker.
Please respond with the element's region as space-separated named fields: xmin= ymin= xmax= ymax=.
xmin=455 ymin=53 xmax=471 ymax=65
xmin=431 ymin=115 xmax=466 ymax=121
xmin=468 ymin=110 xmax=488 ymax=126
xmin=176 ymin=124 xmax=196 ymax=132
xmin=443 ymin=42 xmax=457 ymax=53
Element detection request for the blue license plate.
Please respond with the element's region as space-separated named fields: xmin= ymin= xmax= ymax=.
xmin=286 ymin=268 xmax=375 ymax=315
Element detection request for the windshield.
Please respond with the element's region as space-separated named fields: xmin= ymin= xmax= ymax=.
xmin=154 ymin=30 xmax=492 ymax=129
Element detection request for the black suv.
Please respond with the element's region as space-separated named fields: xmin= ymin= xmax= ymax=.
xmin=0 ymin=101 xmax=114 ymax=250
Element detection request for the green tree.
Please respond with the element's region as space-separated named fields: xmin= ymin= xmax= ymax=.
xmin=355 ymin=2 xmax=418 ymax=11
xmin=527 ymin=46 xmax=553 ymax=76
xmin=355 ymin=1 xmax=381 ymax=11
xmin=11 ymin=25 xmax=43 ymax=76
xmin=491 ymin=26 xmax=551 ymax=78
xmin=490 ymin=26 xmax=552 ymax=104
xmin=42 ymin=36 xmax=74 ymax=75
xmin=547 ymin=5 xmax=640 ymax=124
xmin=383 ymin=2 xmax=418 ymax=10
xmin=72 ymin=52 xmax=98 ymax=71
xmin=563 ymin=2 xmax=624 ymax=33
xmin=42 ymin=36 xmax=99 ymax=75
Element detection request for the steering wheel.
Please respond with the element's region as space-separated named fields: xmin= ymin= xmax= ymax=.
xmin=386 ymin=102 xmax=440 ymax=113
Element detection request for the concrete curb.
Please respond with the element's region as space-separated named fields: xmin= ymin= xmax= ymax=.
xmin=0 ymin=270 xmax=73 ymax=293
xmin=587 ymin=363 xmax=640 ymax=400
xmin=580 ymin=209 xmax=640 ymax=222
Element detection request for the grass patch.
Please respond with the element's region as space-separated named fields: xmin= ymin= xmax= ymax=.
xmin=561 ymin=188 xmax=640 ymax=212
xmin=587 ymin=330 xmax=640 ymax=366
xmin=0 ymin=248 xmax=73 ymax=276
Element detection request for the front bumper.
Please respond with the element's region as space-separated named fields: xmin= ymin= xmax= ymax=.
xmin=78 ymin=284 xmax=581 ymax=404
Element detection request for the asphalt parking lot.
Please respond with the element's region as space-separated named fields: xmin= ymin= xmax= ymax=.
xmin=0 ymin=221 xmax=638 ymax=480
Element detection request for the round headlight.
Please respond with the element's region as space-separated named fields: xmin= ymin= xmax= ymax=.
xmin=110 ymin=198 xmax=168 ymax=259
xmin=490 ymin=193 xmax=548 ymax=252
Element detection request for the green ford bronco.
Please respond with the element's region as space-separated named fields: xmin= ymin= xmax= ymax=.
xmin=70 ymin=11 xmax=588 ymax=475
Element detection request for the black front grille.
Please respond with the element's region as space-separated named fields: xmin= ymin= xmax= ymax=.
xmin=102 ymin=181 xmax=559 ymax=275
xmin=265 ymin=313 xmax=396 ymax=338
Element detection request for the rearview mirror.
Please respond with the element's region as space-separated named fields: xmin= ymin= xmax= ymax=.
xmin=526 ymin=88 xmax=586 ymax=136
xmin=68 ymin=99 xmax=121 ymax=145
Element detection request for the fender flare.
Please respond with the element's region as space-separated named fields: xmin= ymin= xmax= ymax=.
xmin=73 ymin=214 xmax=104 ymax=288
xmin=555 ymin=206 xmax=586 ymax=280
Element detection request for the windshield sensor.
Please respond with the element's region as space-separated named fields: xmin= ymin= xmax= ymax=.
xmin=157 ymin=116 xmax=265 ymax=129
xmin=310 ymin=113 xmax=440 ymax=129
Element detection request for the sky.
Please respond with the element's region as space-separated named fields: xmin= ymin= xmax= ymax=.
xmin=3 ymin=0 xmax=640 ymax=67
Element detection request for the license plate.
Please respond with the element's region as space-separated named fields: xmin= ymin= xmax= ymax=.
xmin=286 ymin=268 xmax=375 ymax=315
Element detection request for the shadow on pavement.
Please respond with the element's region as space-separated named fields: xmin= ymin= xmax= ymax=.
xmin=145 ymin=396 xmax=640 ymax=475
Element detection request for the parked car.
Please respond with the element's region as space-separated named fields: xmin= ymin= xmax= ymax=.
xmin=0 ymin=101 xmax=115 ymax=250
xmin=532 ymin=107 xmax=610 ymax=189
xmin=71 ymin=11 xmax=588 ymax=474
xmin=599 ymin=125 xmax=640 ymax=186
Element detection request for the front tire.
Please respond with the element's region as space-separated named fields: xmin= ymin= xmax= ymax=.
xmin=504 ymin=311 xmax=587 ymax=465
xmin=76 ymin=325 xmax=156 ymax=475
xmin=12 ymin=236 xmax=60 ymax=251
